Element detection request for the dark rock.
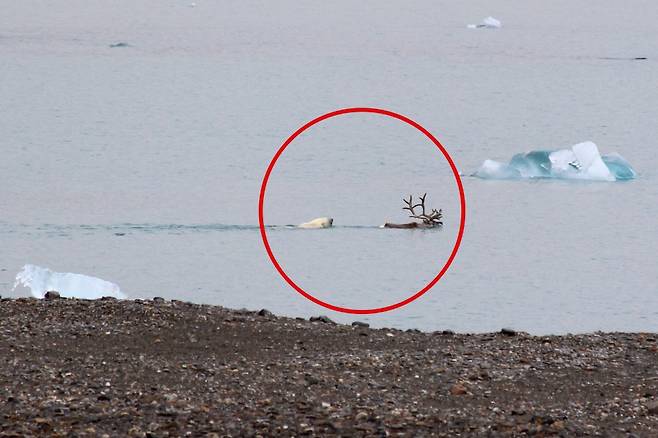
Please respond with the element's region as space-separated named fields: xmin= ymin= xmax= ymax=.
xmin=310 ymin=315 xmax=336 ymax=325
xmin=100 ymin=296 xmax=117 ymax=301
xmin=442 ymin=330 xmax=455 ymax=335
xmin=530 ymin=414 xmax=555 ymax=425
xmin=152 ymin=297 xmax=165 ymax=303
xmin=647 ymin=400 xmax=658 ymax=415
xmin=44 ymin=291 xmax=61 ymax=300
xmin=500 ymin=328 xmax=517 ymax=336
xmin=351 ymin=321 xmax=369 ymax=328
xmin=304 ymin=375 xmax=320 ymax=385
xmin=258 ymin=309 xmax=273 ymax=317
xmin=450 ymin=383 xmax=468 ymax=395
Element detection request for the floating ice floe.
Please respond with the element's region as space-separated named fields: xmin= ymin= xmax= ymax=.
xmin=467 ymin=16 xmax=502 ymax=29
xmin=13 ymin=264 xmax=126 ymax=299
xmin=473 ymin=141 xmax=636 ymax=181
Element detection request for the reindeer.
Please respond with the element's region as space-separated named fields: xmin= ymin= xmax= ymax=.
xmin=384 ymin=193 xmax=442 ymax=229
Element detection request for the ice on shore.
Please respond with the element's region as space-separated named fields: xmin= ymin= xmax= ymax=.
xmin=13 ymin=264 xmax=126 ymax=299
xmin=474 ymin=141 xmax=636 ymax=181
xmin=467 ymin=16 xmax=502 ymax=29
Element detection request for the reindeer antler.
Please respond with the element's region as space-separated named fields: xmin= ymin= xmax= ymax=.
xmin=402 ymin=194 xmax=443 ymax=226
xmin=402 ymin=195 xmax=423 ymax=215
xmin=418 ymin=193 xmax=427 ymax=216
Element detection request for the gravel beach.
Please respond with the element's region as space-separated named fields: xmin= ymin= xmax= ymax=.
xmin=1 ymin=297 xmax=657 ymax=437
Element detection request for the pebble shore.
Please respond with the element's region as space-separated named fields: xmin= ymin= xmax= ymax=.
xmin=1 ymin=296 xmax=657 ymax=437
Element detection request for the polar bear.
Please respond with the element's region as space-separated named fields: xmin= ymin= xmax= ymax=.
xmin=298 ymin=217 xmax=333 ymax=229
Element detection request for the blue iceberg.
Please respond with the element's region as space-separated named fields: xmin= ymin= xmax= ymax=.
xmin=474 ymin=141 xmax=636 ymax=181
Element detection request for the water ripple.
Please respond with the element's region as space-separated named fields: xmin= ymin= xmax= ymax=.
xmin=0 ymin=223 xmax=385 ymax=237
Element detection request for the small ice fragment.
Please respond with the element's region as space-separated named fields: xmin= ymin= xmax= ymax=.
xmin=468 ymin=16 xmax=502 ymax=29
xmin=13 ymin=264 xmax=126 ymax=299
xmin=109 ymin=42 xmax=130 ymax=48
xmin=481 ymin=16 xmax=502 ymax=28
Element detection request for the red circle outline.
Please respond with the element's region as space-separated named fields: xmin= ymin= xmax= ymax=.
xmin=258 ymin=107 xmax=466 ymax=314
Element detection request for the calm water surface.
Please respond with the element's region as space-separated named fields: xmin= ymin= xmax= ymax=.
xmin=2 ymin=0 xmax=657 ymax=333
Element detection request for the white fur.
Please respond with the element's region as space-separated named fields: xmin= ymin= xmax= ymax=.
xmin=298 ymin=217 xmax=333 ymax=229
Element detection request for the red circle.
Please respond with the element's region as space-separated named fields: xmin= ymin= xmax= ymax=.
xmin=258 ymin=107 xmax=466 ymax=314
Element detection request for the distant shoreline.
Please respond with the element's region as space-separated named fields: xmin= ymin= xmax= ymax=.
xmin=1 ymin=297 xmax=657 ymax=436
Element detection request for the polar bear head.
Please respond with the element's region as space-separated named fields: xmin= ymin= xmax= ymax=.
xmin=298 ymin=217 xmax=333 ymax=229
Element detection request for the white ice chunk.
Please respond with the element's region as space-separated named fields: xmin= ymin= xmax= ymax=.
xmin=468 ymin=16 xmax=502 ymax=29
xmin=13 ymin=264 xmax=126 ymax=299
xmin=549 ymin=141 xmax=614 ymax=181
xmin=482 ymin=16 xmax=502 ymax=28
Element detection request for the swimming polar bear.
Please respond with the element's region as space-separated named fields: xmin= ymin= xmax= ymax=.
xmin=298 ymin=217 xmax=333 ymax=229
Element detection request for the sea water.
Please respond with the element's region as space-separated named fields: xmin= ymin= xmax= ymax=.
xmin=2 ymin=0 xmax=658 ymax=334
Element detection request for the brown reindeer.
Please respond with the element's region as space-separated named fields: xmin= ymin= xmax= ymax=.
xmin=384 ymin=193 xmax=442 ymax=229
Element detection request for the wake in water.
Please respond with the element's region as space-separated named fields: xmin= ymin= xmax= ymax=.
xmin=0 ymin=223 xmax=384 ymax=238
xmin=474 ymin=141 xmax=636 ymax=181
xmin=13 ymin=264 xmax=126 ymax=299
